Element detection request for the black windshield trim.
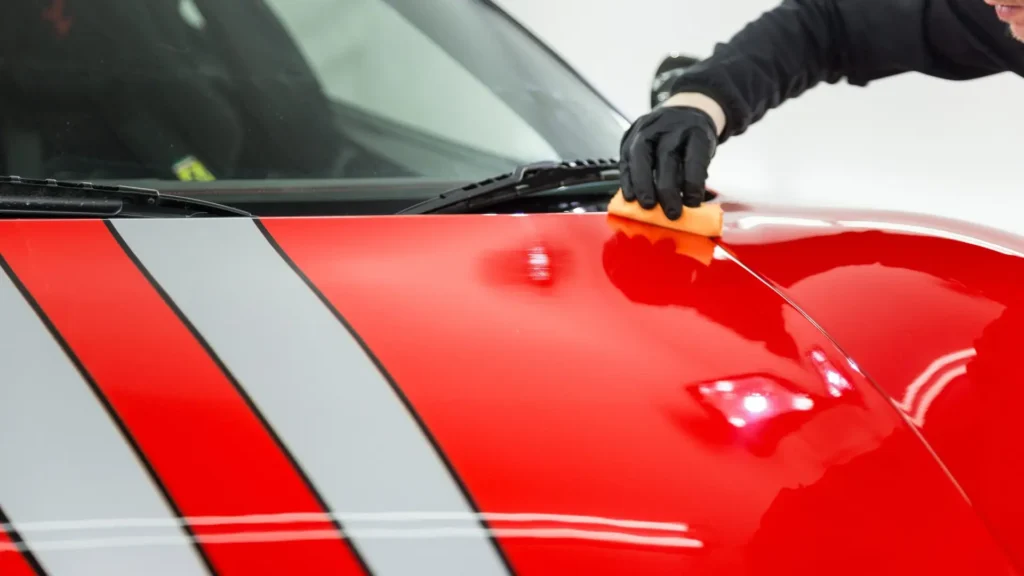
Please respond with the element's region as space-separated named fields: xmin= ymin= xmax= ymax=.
xmin=398 ymin=158 xmax=619 ymax=215
xmin=0 ymin=176 xmax=251 ymax=218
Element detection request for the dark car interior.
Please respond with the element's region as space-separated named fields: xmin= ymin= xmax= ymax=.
xmin=0 ymin=0 xmax=525 ymax=184
xmin=0 ymin=0 xmax=627 ymax=217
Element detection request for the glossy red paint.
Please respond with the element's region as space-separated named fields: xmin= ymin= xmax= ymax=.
xmin=717 ymin=204 xmax=1024 ymax=571
xmin=0 ymin=523 xmax=36 ymax=576
xmin=0 ymin=220 xmax=366 ymax=576
xmin=264 ymin=212 xmax=1016 ymax=575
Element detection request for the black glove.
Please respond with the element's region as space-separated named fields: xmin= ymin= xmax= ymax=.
xmin=619 ymin=105 xmax=718 ymax=220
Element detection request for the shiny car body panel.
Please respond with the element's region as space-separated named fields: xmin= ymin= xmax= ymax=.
xmin=718 ymin=203 xmax=1024 ymax=572
xmin=0 ymin=203 xmax=1021 ymax=575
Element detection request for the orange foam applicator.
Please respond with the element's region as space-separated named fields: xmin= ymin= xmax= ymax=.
xmin=606 ymin=188 xmax=724 ymax=238
xmin=606 ymin=212 xmax=717 ymax=266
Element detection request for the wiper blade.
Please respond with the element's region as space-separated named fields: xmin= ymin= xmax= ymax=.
xmin=398 ymin=158 xmax=619 ymax=215
xmin=0 ymin=176 xmax=250 ymax=218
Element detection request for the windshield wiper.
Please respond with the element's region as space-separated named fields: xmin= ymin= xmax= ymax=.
xmin=0 ymin=176 xmax=250 ymax=218
xmin=398 ymin=158 xmax=619 ymax=215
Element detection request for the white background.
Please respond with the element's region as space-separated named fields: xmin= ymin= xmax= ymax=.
xmin=497 ymin=0 xmax=1024 ymax=235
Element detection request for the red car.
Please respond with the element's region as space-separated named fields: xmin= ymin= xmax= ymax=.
xmin=1 ymin=1 xmax=1023 ymax=575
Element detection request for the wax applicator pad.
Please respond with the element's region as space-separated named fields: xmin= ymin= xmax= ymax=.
xmin=606 ymin=189 xmax=724 ymax=237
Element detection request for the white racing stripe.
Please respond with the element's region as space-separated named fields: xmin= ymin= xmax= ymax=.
xmin=0 ymin=263 xmax=209 ymax=576
xmin=113 ymin=218 xmax=510 ymax=576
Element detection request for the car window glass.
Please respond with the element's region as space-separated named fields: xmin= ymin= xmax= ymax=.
xmin=0 ymin=0 xmax=626 ymax=187
xmin=266 ymin=0 xmax=558 ymax=163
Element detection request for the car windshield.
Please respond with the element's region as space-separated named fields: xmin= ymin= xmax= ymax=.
xmin=0 ymin=0 xmax=627 ymax=208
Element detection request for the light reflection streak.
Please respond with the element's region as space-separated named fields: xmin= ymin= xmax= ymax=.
xmin=896 ymin=349 xmax=976 ymax=413
xmin=2 ymin=512 xmax=690 ymax=534
xmin=895 ymin=348 xmax=975 ymax=427
xmin=730 ymin=215 xmax=1024 ymax=259
xmin=734 ymin=216 xmax=832 ymax=229
xmin=835 ymin=221 xmax=1024 ymax=258
xmin=0 ymin=527 xmax=704 ymax=552
xmin=909 ymin=365 xmax=969 ymax=427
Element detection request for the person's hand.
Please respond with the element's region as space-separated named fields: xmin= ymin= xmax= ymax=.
xmin=619 ymin=94 xmax=724 ymax=220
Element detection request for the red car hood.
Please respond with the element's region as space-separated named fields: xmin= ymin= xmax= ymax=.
xmin=0 ymin=207 xmax=1018 ymax=576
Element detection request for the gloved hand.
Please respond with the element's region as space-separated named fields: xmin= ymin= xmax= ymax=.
xmin=619 ymin=104 xmax=719 ymax=220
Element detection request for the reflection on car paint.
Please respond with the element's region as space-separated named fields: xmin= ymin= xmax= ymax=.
xmin=894 ymin=347 xmax=976 ymax=427
xmin=721 ymin=204 xmax=1024 ymax=572
xmin=527 ymin=247 xmax=551 ymax=283
xmin=808 ymin=348 xmax=854 ymax=398
xmin=0 ymin=511 xmax=705 ymax=552
xmin=0 ymin=206 xmax=1022 ymax=575
xmin=261 ymin=211 xmax=1014 ymax=574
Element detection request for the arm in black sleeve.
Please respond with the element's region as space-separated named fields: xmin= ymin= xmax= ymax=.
xmin=670 ymin=0 xmax=1012 ymax=142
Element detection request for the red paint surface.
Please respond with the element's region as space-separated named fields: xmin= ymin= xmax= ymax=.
xmin=0 ymin=220 xmax=365 ymax=576
xmin=718 ymin=205 xmax=1024 ymax=571
xmin=265 ymin=212 xmax=1016 ymax=575
xmin=0 ymin=527 xmax=36 ymax=576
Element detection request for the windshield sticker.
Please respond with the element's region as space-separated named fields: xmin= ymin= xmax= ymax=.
xmin=41 ymin=0 xmax=72 ymax=37
xmin=172 ymin=156 xmax=216 ymax=182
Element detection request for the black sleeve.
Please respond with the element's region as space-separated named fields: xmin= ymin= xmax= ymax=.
xmin=669 ymin=0 xmax=1013 ymax=142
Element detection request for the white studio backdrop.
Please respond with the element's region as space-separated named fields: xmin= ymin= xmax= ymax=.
xmin=497 ymin=0 xmax=1024 ymax=235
